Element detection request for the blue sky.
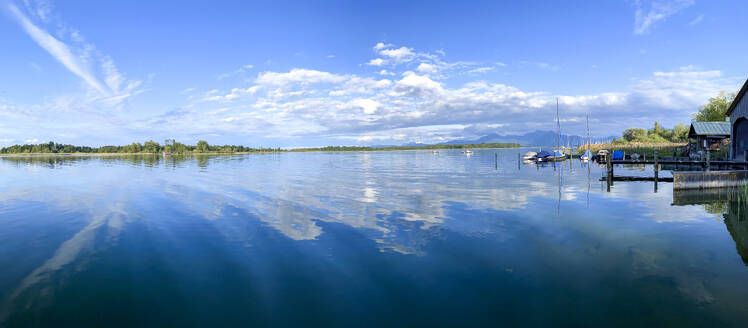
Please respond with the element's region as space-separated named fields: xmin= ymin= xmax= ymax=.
xmin=1 ymin=0 xmax=747 ymax=147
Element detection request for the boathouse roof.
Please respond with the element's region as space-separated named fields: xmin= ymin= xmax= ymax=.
xmin=727 ymin=78 xmax=748 ymax=116
xmin=688 ymin=121 xmax=730 ymax=138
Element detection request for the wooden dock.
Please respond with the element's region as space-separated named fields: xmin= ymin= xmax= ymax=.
xmin=673 ymin=171 xmax=748 ymax=190
xmin=599 ymin=176 xmax=674 ymax=182
xmin=607 ymin=159 xmax=748 ymax=168
xmin=601 ymin=150 xmax=748 ymax=190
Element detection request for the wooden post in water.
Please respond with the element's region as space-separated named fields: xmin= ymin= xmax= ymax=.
xmin=517 ymin=152 xmax=520 ymax=170
xmin=495 ymin=153 xmax=498 ymax=170
xmin=654 ymin=150 xmax=659 ymax=181
xmin=654 ymin=150 xmax=659 ymax=192
xmin=607 ymin=155 xmax=613 ymax=191
xmin=706 ymin=146 xmax=711 ymax=171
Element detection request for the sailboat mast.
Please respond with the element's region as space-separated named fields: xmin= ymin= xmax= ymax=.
xmin=556 ymin=98 xmax=560 ymax=154
xmin=586 ymin=114 xmax=590 ymax=151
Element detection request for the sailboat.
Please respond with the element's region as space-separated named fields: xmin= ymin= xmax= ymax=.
xmin=537 ymin=150 xmax=566 ymax=162
xmin=580 ymin=114 xmax=592 ymax=161
xmin=549 ymin=98 xmax=567 ymax=162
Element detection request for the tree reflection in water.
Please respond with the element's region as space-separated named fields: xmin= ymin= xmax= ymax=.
xmin=673 ymin=187 xmax=748 ymax=265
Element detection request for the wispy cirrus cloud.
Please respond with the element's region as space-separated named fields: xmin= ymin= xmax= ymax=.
xmin=633 ymin=0 xmax=694 ymax=35
xmin=688 ymin=14 xmax=704 ymax=26
xmin=7 ymin=2 xmax=143 ymax=103
xmin=8 ymin=4 xmax=107 ymax=94
xmin=217 ymin=64 xmax=254 ymax=80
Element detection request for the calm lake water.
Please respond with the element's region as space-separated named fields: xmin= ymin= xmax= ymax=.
xmin=1 ymin=149 xmax=747 ymax=327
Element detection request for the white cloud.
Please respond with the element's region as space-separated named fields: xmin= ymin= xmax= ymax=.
xmin=357 ymin=135 xmax=374 ymax=143
xmin=367 ymin=58 xmax=385 ymax=66
xmin=204 ymin=86 xmax=260 ymax=102
xmin=688 ymin=14 xmax=704 ymax=26
xmin=634 ymin=0 xmax=695 ymax=35
xmin=375 ymin=79 xmax=392 ymax=88
xmin=535 ymin=62 xmax=560 ymax=71
xmin=151 ymin=59 xmax=738 ymax=146
xmin=378 ymin=46 xmax=415 ymax=63
xmin=373 ymin=42 xmax=392 ymax=51
xmin=257 ymin=68 xmax=347 ymax=87
xmin=217 ymin=64 xmax=254 ymax=79
xmin=391 ymin=71 xmax=443 ymax=98
xmin=22 ymin=0 xmax=52 ymax=22
xmin=416 ymin=63 xmax=437 ymax=74
xmin=24 ymin=138 xmax=39 ymax=144
xmin=467 ymin=66 xmax=496 ymax=74
xmin=350 ymin=99 xmax=381 ymax=115
xmin=29 ymin=62 xmax=42 ymax=71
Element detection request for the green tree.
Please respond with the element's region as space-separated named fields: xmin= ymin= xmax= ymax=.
xmin=622 ymin=128 xmax=647 ymax=142
xmin=124 ymin=142 xmax=142 ymax=153
xmin=172 ymin=141 xmax=187 ymax=154
xmin=671 ymin=123 xmax=688 ymax=142
xmin=694 ymin=91 xmax=736 ymax=122
xmin=143 ymin=140 xmax=160 ymax=153
xmin=196 ymin=140 xmax=209 ymax=153
xmin=163 ymin=139 xmax=175 ymax=153
xmin=649 ymin=121 xmax=671 ymax=140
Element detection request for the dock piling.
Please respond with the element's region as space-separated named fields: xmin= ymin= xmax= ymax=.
xmin=654 ymin=150 xmax=659 ymax=181
xmin=606 ymin=156 xmax=613 ymax=191
xmin=495 ymin=153 xmax=498 ymax=169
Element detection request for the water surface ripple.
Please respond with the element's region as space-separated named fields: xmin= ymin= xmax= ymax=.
xmin=1 ymin=150 xmax=747 ymax=327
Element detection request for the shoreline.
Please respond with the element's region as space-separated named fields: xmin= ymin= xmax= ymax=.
xmin=0 ymin=152 xmax=273 ymax=157
xmin=0 ymin=146 xmax=530 ymax=157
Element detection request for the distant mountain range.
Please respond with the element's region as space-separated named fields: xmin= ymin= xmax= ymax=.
xmin=383 ymin=130 xmax=616 ymax=148
xmin=440 ymin=130 xmax=616 ymax=147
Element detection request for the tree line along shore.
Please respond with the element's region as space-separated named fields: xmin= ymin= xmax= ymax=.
xmin=0 ymin=140 xmax=522 ymax=155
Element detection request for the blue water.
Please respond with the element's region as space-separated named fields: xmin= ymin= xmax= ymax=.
xmin=1 ymin=149 xmax=747 ymax=327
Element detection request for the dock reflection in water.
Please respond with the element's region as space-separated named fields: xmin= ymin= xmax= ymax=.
xmin=673 ymin=188 xmax=748 ymax=265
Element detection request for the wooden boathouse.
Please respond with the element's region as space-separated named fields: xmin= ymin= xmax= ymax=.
xmin=599 ymin=78 xmax=748 ymax=190
xmin=727 ymin=78 xmax=748 ymax=161
xmin=688 ymin=121 xmax=730 ymax=157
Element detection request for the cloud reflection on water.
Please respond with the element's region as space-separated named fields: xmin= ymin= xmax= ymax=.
xmin=1 ymin=152 xmax=746 ymax=315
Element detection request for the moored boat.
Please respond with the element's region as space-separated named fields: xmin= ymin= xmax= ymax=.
xmin=536 ymin=150 xmax=566 ymax=162
xmin=595 ymin=150 xmax=609 ymax=161
xmin=580 ymin=150 xmax=593 ymax=161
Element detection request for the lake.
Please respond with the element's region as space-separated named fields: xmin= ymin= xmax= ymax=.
xmin=1 ymin=149 xmax=747 ymax=327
